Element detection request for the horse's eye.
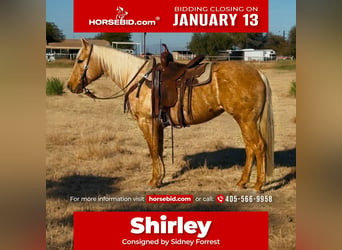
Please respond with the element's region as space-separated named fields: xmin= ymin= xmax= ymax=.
xmin=77 ymin=59 xmax=84 ymax=63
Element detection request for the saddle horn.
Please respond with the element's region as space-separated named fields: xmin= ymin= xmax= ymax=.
xmin=160 ymin=43 xmax=174 ymax=69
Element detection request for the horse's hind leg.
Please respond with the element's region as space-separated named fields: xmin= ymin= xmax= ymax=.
xmin=236 ymin=120 xmax=265 ymax=192
xmin=137 ymin=118 xmax=165 ymax=187
xmin=236 ymin=139 xmax=254 ymax=189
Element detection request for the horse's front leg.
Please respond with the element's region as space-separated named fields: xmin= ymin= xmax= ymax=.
xmin=138 ymin=117 xmax=165 ymax=187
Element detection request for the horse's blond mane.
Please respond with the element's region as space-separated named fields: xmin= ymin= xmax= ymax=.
xmin=93 ymin=45 xmax=146 ymax=88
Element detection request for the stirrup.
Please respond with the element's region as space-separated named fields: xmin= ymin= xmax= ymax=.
xmin=159 ymin=111 xmax=171 ymax=128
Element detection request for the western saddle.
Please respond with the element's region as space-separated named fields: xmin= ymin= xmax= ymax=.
xmin=125 ymin=43 xmax=212 ymax=128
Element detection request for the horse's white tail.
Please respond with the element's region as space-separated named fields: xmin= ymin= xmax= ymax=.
xmin=258 ymin=71 xmax=274 ymax=176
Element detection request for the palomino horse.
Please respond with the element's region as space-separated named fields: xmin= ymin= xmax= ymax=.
xmin=67 ymin=39 xmax=274 ymax=192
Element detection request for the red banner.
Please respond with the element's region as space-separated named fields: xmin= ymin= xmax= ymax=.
xmin=74 ymin=211 xmax=268 ymax=249
xmin=74 ymin=0 xmax=268 ymax=32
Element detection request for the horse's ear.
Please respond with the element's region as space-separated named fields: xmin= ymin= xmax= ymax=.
xmin=80 ymin=38 xmax=89 ymax=48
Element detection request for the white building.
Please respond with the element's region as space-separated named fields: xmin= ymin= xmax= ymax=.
xmin=225 ymin=49 xmax=276 ymax=61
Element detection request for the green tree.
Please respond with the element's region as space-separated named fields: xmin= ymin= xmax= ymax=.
xmin=229 ymin=33 xmax=267 ymax=49
xmin=245 ymin=33 xmax=267 ymax=49
xmin=188 ymin=31 xmax=295 ymax=57
xmin=206 ymin=33 xmax=233 ymax=55
xmin=288 ymin=26 xmax=296 ymax=57
xmin=94 ymin=33 xmax=132 ymax=49
xmin=188 ymin=33 xmax=207 ymax=55
xmin=230 ymin=33 xmax=248 ymax=49
xmin=46 ymin=22 xmax=65 ymax=44
xmin=264 ymin=33 xmax=290 ymax=56
xmin=188 ymin=33 xmax=233 ymax=56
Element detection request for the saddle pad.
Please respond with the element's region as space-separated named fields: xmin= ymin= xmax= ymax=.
xmin=194 ymin=62 xmax=213 ymax=86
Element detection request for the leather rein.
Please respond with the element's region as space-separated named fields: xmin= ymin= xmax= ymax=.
xmin=80 ymin=44 xmax=148 ymax=100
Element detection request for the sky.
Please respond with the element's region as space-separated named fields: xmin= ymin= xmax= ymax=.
xmin=46 ymin=0 xmax=296 ymax=53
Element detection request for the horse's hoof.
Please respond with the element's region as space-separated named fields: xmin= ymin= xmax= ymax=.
xmin=146 ymin=185 xmax=156 ymax=191
xmin=236 ymin=180 xmax=247 ymax=189
xmin=250 ymin=188 xmax=259 ymax=194
xmin=253 ymin=183 xmax=263 ymax=193
xmin=234 ymin=185 xmax=244 ymax=192
xmin=149 ymin=179 xmax=162 ymax=188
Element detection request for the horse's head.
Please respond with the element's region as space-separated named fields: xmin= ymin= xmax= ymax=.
xmin=67 ymin=39 xmax=103 ymax=93
xmin=116 ymin=7 xmax=128 ymax=19
xmin=116 ymin=7 xmax=127 ymax=14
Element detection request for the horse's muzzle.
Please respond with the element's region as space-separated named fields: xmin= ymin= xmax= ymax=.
xmin=67 ymin=82 xmax=83 ymax=94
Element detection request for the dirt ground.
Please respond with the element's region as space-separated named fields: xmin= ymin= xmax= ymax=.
xmin=46 ymin=61 xmax=296 ymax=249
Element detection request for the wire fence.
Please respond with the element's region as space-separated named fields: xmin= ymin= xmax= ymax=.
xmin=46 ymin=53 xmax=78 ymax=61
xmin=205 ymin=55 xmax=278 ymax=61
xmin=46 ymin=52 xmax=294 ymax=63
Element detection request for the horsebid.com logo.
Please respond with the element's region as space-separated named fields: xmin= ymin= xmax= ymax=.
xmin=88 ymin=6 xmax=157 ymax=26
xmin=116 ymin=6 xmax=128 ymax=20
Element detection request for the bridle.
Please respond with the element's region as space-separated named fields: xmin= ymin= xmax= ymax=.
xmin=79 ymin=44 xmax=149 ymax=100
xmin=80 ymin=44 xmax=94 ymax=92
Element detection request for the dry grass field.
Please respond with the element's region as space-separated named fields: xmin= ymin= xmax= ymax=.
xmin=46 ymin=60 xmax=296 ymax=249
